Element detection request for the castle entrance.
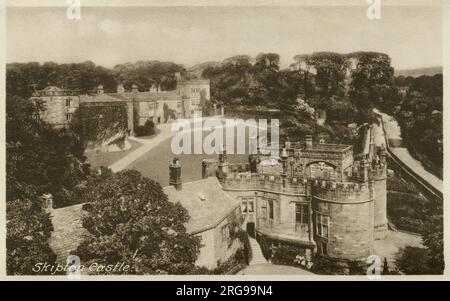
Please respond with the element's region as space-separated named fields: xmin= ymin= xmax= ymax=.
xmin=247 ymin=222 xmax=256 ymax=238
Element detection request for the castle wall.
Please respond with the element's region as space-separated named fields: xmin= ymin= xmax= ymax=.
xmin=38 ymin=95 xmax=80 ymax=127
xmin=312 ymin=181 xmax=374 ymax=261
xmin=373 ymin=177 xmax=388 ymax=239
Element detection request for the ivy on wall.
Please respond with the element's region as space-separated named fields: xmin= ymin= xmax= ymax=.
xmin=71 ymin=104 xmax=128 ymax=145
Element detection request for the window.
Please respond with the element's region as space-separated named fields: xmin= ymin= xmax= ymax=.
xmin=316 ymin=213 xmax=330 ymax=238
xmin=221 ymin=224 xmax=231 ymax=247
xmin=320 ymin=242 xmax=328 ymax=255
xmin=241 ymin=200 xmax=247 ymax=213
xmin=66 ymin=98 xmax=71 ymax=107
xmin=241 ymin=198 xmax=255 ymax=214
xmin=295 ymin=204 xmax=309 ymax=224
xmin=268 ymin=199 xmax=274 ymax=220
xmin=261 ymin=201 xmax=267 ymax=220
xmin=66 ymin=113 xmax=72 ymax=122
xmin=248 ymin=200 xmax=254 ymax=213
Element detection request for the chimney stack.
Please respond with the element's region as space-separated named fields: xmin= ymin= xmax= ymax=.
xmin=305 ymin=135 xmax=313 ymax=149
xmin=169 ymin=158 xmax=182 ymax=190
xmin=42 ymin=193 xmax=53 ymax=215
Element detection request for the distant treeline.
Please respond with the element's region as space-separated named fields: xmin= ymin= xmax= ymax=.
xmin=6 ymin=60 xmax=185 ymax=98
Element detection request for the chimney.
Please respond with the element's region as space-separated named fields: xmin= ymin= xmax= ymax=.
xmin=42 ymin=193 xmax=53 ymax=214
xmin=360 ymin=159 xmax=369 ymax=181
xmin=132 ymin=84 xmax=138 ymax=93
xmin=169 ymin=158 xmax=182 ymax=190
xmin=305 ymin=135 xmax=313 ymax=149
xmin=117 ymin=84 xmax=125 ymax=94
xmin=97 ymin=85 xmax=104 ymax=94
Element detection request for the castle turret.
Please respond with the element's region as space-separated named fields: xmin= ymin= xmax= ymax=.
xmin=169 ymin=158 xmax=182 ymax=190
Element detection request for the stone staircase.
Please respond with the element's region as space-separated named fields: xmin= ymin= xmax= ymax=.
xmin=249 ymin=237 xmax=268 ymax=265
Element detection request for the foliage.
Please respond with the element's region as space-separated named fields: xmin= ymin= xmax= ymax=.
xmin=75 ymin=169 xmax=202 ymax=274
xmin=387 ymin=169 xmax=444 ymax=274
xmin=70 ymin=105 xmax=128 ymax=146
xmin=6 ymin=94 xmax=88 ymax=274
xmin=348 ymin=52 xmax=395 ymax=111
xmin=6 ymin=60 xmax=184 ymax=98
xmin=6 ymin=95 xmax=89 ymax=208
xmin=163 ymin=103 xmax=177 ymax=122
xmin=135 ymin=119 xmax=156 ymax=137
xmin=113 ymin=61 xmax=184 ymax=91
xmin=395 ymin=247 xmax=431 ymax=275
xmin=420 ymin=202 xmax=444 ymax=274
xmin=212 ymin=248 xmax=248 ymax=275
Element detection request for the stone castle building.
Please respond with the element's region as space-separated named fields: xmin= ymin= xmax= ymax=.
xmin=31 ymin=78 xmax=212 ymax=135
xmin=199 ymin=127 xmax=387 ymax=272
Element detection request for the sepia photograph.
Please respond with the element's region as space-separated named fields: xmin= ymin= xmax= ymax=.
xmin=2 ymin=0 xmax=447 ymax=280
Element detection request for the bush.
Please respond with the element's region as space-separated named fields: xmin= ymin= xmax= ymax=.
xmin=212 ymin=247 xmax=247 ymax=275
xmin=135 ymin=119 xmax=156 ymax=137
xmin=395 ymin=247 xmax=431 ymax=275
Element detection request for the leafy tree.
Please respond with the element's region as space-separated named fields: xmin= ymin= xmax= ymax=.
xmin=202 ymin=55 xmax=253 ymax=105
xmin=348 ymin=52 xmax=395 ymax=111
xmin=76 ymin=169 xmax=202 ymax=274
xmin=420 ymin=202 xmax=444 ymax=274
xmin=395 ymin=246 xmax=430 ymax=275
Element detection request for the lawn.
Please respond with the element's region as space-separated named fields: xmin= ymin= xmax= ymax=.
xmin=86 ymin=139 xmax=142 ymax=168
xmin=127 ymin=129 xmax=253 ymax=186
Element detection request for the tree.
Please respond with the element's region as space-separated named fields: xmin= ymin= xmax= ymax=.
xmin=348 ymin=52 xmax=395 ymax=111
xmin=420 ymin=202 xmax=444 ymax=274
xmin=76 ymin=169 xmax=202 ymax=274
xmin=202 ymin=55 xmax=253 ymax=105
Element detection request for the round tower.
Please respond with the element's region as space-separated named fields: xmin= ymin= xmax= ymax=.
xmin=311 ymin=180 xmax=374 ymax=273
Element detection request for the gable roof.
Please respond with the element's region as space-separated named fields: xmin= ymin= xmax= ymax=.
xmin=48 ymin=204 xmax=90 ymax=265
xmin=163 ymin=177 xmax=240 ymax=234
xmin=48 ymin=177 xmax=239 ymax=264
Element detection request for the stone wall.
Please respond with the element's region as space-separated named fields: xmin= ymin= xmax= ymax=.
xmin=312 ymin=182 xmax=374 ymax=261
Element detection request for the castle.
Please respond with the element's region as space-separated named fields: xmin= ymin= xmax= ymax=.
xmin=31 ymin=77 xmax=213 ymax=135
xmin=191 ymin=127 xmax=388 ymax=272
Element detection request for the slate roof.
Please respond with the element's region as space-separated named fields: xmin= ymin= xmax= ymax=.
xmin=79 ymin=91 xmax=181 ymax=103
xmin=163 ymin=177 xmax=240 ymax=234
xmin=48 ymin=204 xmax=90 ymax=265
xmin=48 ymin=177 xmax=239 ymax=263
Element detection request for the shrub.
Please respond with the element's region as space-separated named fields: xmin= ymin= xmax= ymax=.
xmin=135 ymin=119 xmax=156 ymax=137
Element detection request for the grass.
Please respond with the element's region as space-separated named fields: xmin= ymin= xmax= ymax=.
xmin=86 ymin=139 xmax=142 ymax=168
xmin=127 ymin=129 xmax=252 ymax=186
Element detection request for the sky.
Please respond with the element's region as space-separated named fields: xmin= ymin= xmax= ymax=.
xmin=6 ymin=4 xmax=443 ymax=70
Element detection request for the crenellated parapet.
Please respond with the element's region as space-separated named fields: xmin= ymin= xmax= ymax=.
xmin=370 ymin=163 xmax=387 ymax=180
xmin=220 ymin=172 xmax=309 ymax=195
xmin=311 ymin=179 xmax=373 ymax=204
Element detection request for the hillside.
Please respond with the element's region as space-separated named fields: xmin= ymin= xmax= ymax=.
xmin=187 ymin=61 xmax=220 ymax=78
xmin=395 ymin=66 xmax=442 ymax=77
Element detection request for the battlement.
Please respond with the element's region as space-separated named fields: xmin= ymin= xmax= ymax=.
xmin=312 ymin=179 xmax=373 ymax=204
xmin=220 ymin=172 xmax=308 ymax=195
